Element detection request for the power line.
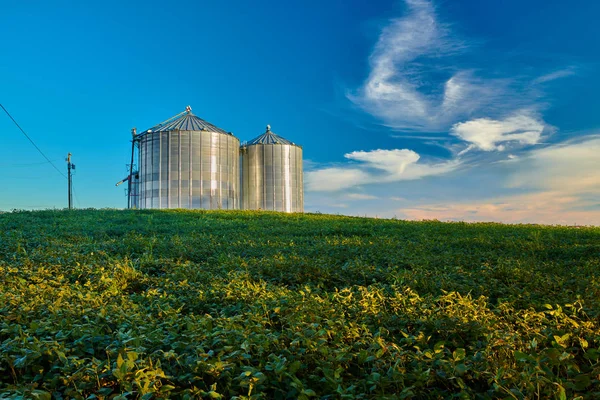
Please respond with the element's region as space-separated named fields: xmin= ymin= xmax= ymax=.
xmin=72 ymin=179 xmax=82 ymax=208
xmin=0 ymin=103 xmax=67 ymax=179
xmin=0 ymin=160 xmax=60 ymax=167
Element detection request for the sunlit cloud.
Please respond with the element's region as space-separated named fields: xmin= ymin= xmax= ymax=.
xmin=346 ymin=149 xmax=420 ymax=175
xmin=305 ymin=136 xmax=600 ymax=225
xmin=305 ymin=148 xmax=460 ymax=192
xmin=398 ymin=136 xmax=600 ymax=225
xmin=451 ymin=112 xmax=546 ymax=153
xmin=398 ymin=191 xmax=600 ymax=225
xmin=506 ymin=136 xmax=600 ymax=194
xmin=314 ymin=0 xmax=597 ymax=225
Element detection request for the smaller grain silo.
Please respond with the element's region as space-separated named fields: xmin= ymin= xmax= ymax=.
xmin=240 ymin=125 xmax=303 ymax=212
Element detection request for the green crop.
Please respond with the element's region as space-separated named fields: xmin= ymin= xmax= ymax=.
xmin=0 ymin=209 xmax=599 ymax=399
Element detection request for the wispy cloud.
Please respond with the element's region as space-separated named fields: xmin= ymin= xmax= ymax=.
xmin=347 ymin=0 xmax=575 ymax=139
xmin=451 ymin=111 xmax=546 ymax=153
xmin=396 ymin=136 xmax=600 ymax=225
xmin=506 ymin=136 xmax=600 ymax=194
xmin=390 ymin=134 xmax=449 ymax=140
xmin=309 ymin=0 xmax=597 ymax=225
xmin=305 ymin=136 xmax=600 ymax=225
xmin=348 ymin=0 xmax=512 ymax=131
xmin=398 ymin=191 xmax=600 ymax=225
xmin=533 ymin=67 xmax=577 ymax=84
xmin=305 ymin=148 xmax=460 ymax=192
xmin=305 ymin=167 xmax=370 ymax=192
xmin=347 ymin=193 xmax=379 ymax=200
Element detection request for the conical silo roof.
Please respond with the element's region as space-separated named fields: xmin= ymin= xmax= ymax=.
xmin=139 ymin=106 xmax=232 ymax=136
xmin=246 ymin=125 xmax=299 ymax=146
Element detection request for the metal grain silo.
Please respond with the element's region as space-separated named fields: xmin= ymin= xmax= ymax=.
xmin=240 ymin=125 xmax=303 ymax=212
xmin=136 ymin=107 xmax=239 ymax=210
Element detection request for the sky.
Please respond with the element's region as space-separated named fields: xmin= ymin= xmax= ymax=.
xmin=1 ymin=0 xmax=599 ymax=225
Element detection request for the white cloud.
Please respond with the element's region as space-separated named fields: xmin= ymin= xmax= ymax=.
xmin=305 ymin=168 xmax=370 ymax=192
xmin=533 ymin=68 xmax=577 ymax=84
xmin=390 ymin=134 xmax=448 ymax=140
xmin=346 ymin=149 xmax=420 ymax=175
xmin=349 ymin=0 xmax=509 ymax=131
xmin=305 ymin=136 xmax=600 ymax=225
xmin=397 ymin=136 xmax=600 ymax=225
xmin=306 ymin=148 xmax=459 ymax=192
xmin=347 ymin=193 xmax=379 ymax=200
xmin=451 ymin=112 xmax=545 ymax=152
xmin=398 ymin=191 xmax=600 ymax=225
xmin=349 ymin=0 xmax=574 ymax=138
xmin=346 ymin=149 xmax=459 ymax=180
xmin=506 ymin=136 xmax=600 ymax=194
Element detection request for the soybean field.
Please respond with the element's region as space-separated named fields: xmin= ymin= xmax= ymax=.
xmin=1 ymin=209 xmax=599 ymax=399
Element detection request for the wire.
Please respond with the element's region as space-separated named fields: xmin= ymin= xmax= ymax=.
xmin=2 ymin=204 xmax=56 ymax=209
xmin=72 ymin=180 xmax=82 ymax=208
xmin=0 ymin=103 xmax=67 ymax=179
xmin=0 ymin=160 xmax=60 ymax=167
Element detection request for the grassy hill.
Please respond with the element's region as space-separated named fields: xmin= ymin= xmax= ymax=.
xmin=1 ymin=209 xmax=599 ymax=399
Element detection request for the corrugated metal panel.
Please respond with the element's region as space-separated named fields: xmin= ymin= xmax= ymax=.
xmin=240 ymin=126 xmax=303 ymax=213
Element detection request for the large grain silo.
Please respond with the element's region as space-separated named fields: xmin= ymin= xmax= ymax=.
xmin=240 ymin=125 xmax=303 ymax=212
xmin=136 ymin=107 xmax=239 ymax=210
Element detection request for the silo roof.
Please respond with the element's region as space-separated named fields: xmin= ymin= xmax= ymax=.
xmin=138 ymin=107 xmax=232 ymax=136
xmin=247 ymin=125 xmax=299 ymax=146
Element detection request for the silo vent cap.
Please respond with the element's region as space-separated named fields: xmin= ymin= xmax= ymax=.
xmin=246 ymin=126 xmax=298 ymax=146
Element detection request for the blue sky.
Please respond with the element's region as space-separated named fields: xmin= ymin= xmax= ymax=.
xmin=1 ymin=0 xmax=599 ymax=224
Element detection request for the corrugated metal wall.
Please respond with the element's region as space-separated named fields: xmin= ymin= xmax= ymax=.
xmin=240 ymin=144 xmax=303 ymax=212
xmin=138 ymin=130 xmax=239 ymax=210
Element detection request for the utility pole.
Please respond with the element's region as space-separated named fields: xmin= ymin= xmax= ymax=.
xmin=66 ymin=153 xmax=75 ymax=209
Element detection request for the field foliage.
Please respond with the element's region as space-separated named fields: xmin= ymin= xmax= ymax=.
xmin=1 ymin=209 xmax=599 ymax=399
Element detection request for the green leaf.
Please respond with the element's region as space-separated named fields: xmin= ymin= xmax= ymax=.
xmin=127 ymin=351 xmax=138 ymax=362
xmin=31 ymin=390 xmax=52 ymax=400
xmin=453 ymin=348 xmax=466 ymax=361
xmin=554 ymin=335 xmax=568 ymax=348
xmin=455 ymin=364 xmax=468 ymax=375
xmin=434 ymin=341 xmax=445 ymax=353
xmin=288 ymin=360 xmax=302 ymax=374
xmin=574 ymin=374 xmax=591 ymax=390
xmin=98 ymin=388 xmax=113 ymax=396
xmin=160 ymin=385 xmax=176 ymax=392
xmin=514 ymin=351 xmax=532 ymax=362
xmin=585 ymin=348 xmax=599 ymax=360
xmin=556 ymin=384 xmax=566 ymax=400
